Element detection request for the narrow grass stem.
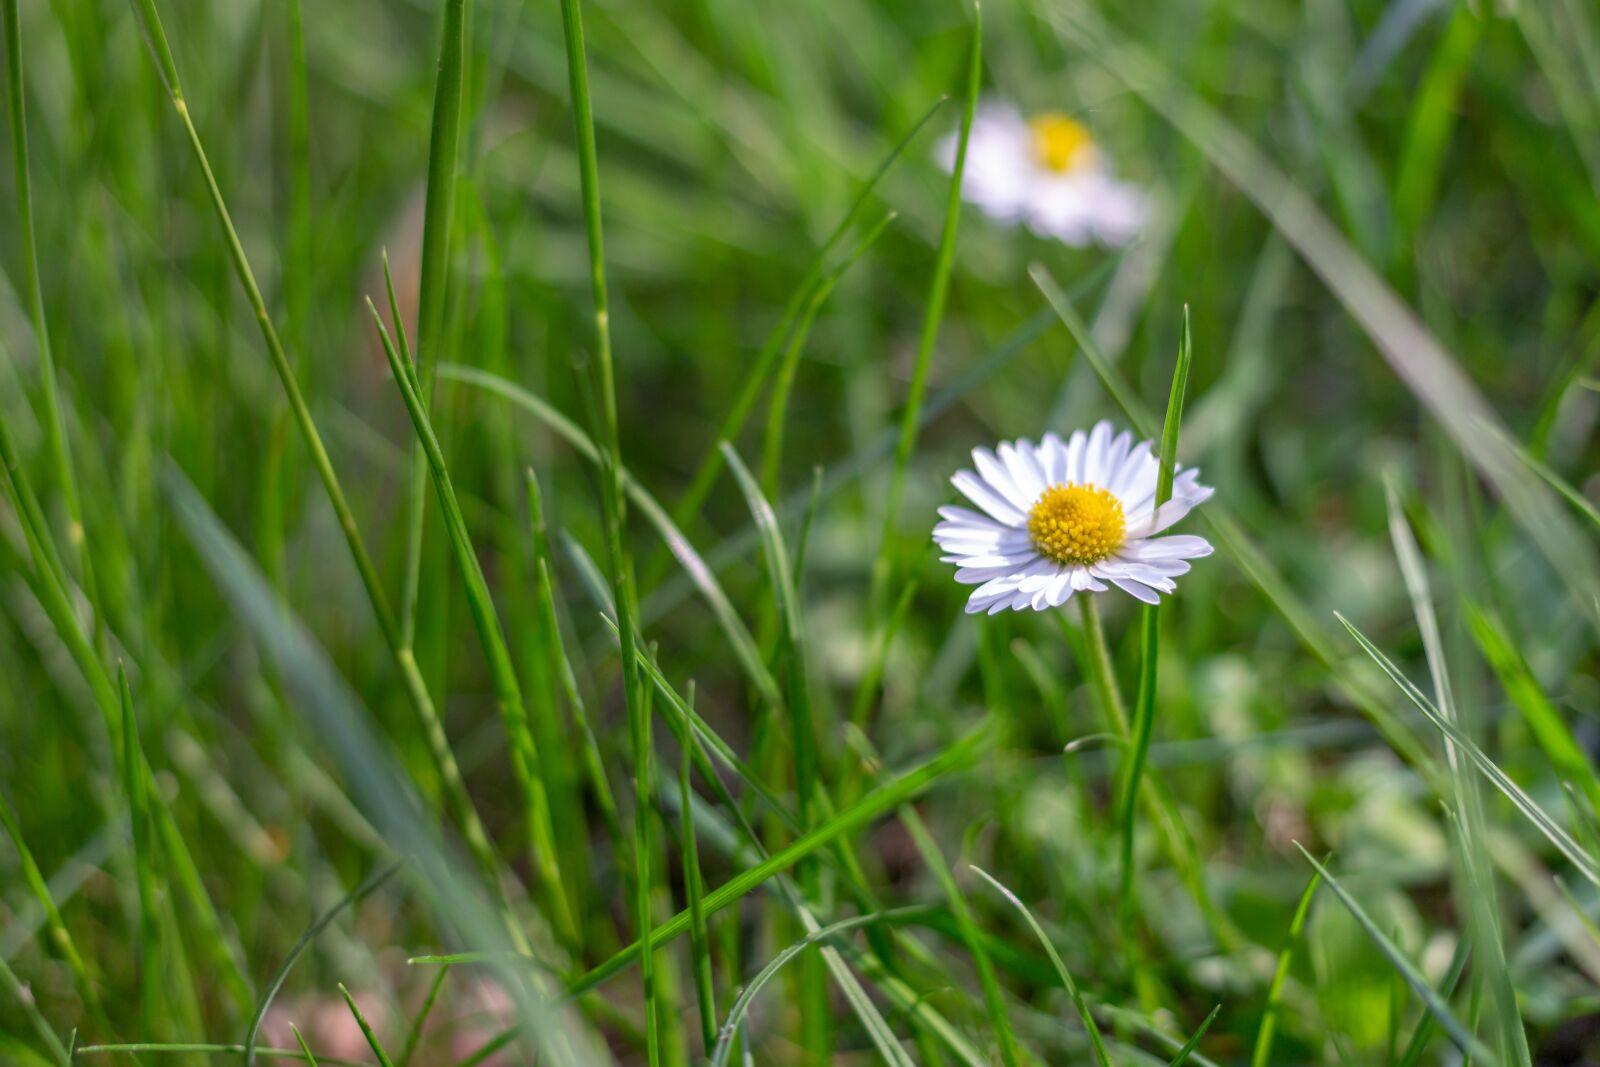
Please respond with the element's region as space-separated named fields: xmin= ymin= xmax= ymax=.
xmin=554 ymin=0 xmax=657 ymax=1059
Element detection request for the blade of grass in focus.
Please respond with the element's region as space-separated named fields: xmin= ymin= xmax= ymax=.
xmin=368 ymin=298 xmax=576 ymax=943
xmin=553 ymin=0 xmax=659 ymax=1057
xmin=1337 ymin=613 xmax=1600 ymax=887
xmin=1295 ymin=845 xmax=1496 ymax=1065
xmin=400 ymin=0 xmax=469 ymax=647
xmin=1250 ymin=866 xmax=1321 ymax=1067
xmin=1118 ymin=305 xmax=1193 ymax=945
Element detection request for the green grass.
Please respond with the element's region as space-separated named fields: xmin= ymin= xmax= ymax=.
xmin=3 ymin=1 xmax=1600 ymax=1064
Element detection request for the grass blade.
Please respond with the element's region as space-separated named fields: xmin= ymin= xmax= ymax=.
xmin=1167 ymin=1005 xmax=1221 ymax=1067
xmin=969 ymin=865 xmax=1111 ymax=1067
xmin=1295 ymin=845 xmax=1496 ymax=1064
xmin=901 ymin=814 xmax=1021 ymax=1067
xmin=1118 ymin=305 xmax=1194 ymax=942
xmin=243 ymin=860 xmax=405 ymax=1067
xmin=1336 ymin=613 xmax=1600 ymax=887
xmin=553 ymin=0 xmax=658 ymax=1058
xmin=677 ymin=700 xmax=717 ymax=1054
xmin=1250 ymin=866 xmax=1321 ymax=1067
xmin=118 ymin=665 xmax=161 ymax=1038
xmin=400 ymin=0 xmax=470 ymax=644
xmin=367 ymin=300 xmax=575 ymax=943
xmin=2 ymin=0 xmax=98 ymax=642
xmin=338 ymin=983 xmax=397 ymax=1067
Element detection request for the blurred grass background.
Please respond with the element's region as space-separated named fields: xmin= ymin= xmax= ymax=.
xmin=2 ymin=0 xmax=1600 ymax=1063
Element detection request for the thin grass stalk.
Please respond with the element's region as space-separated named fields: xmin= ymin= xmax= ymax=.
xmin=970 ymin=865 xmax=1112 ymax=1067
xmin=526 ymin=468 xmax=625 ymax=859
xmin=902 ymin=811 xmax=1022 ymax=1066
xmin=118 ymin=666 xmax=161 ymax=1039
xmin=368 ymin=301 xmax=575 ymax=943
xmin=0 ymin=788 xmax=107 ymax=1031
xmin=400 ymin=0 xmax=469 ymax=645
xmin=759 ymin=212 xmax=895 ymax=495
xmin=677 ymin=686 xmax=718 ymax=1053
xmin=2 ymin=0 xmax=100 ymax=645
xmin=872 ymin=3 xmax=980 ymax=608
xmin=121 ymin=0 xmax=514 ymax=943
xmin=1117 ymin=306 xmax=1193 ymax=943
xmin=396 ymin=964 xmax=449 ymax=1067
xmin=0 ymin=951 xmax=70 ymax=1066
xmin=553 ymin=0 xmax=657 ymax=1058
xmin=1250 ymin=866 xmax=1321 ymax=1067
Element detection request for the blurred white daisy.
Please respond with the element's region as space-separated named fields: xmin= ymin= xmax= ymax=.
xmin=939 ymin=102 xmax=1147 ymax=246
xmin=934 ymin=420 xmax=1213 ymax=614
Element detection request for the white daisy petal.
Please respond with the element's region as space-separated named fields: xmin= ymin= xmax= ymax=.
xmin=971 ymin=448 xmax=1031 ymax=512
xmin=1123 ymin=535 xmax=1214 ymax=561
xmin=1111 ymin=577 xmax=1162 ymax=605
xmin=1063 ymin=429 xmax=1088 ymax=484
xmin=1083 ymin=421 xmax=1113 ymax=485
xmin=936 ymin=505 xmax=1016 ymax=532
xmin=1040 ymin=433 xmax=1069 ymax=484
xmin=951 ymin=470 xmax=1026 ymax=525
xmin=1000 ymin=439 xmax=1048 ymax=503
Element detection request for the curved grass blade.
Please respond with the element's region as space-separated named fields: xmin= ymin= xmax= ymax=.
xmin=708 ymin=909 xmax=919 ymax=1067
xmin=970 ymin=865 xmax=1110 ymax=1067
xmin=901 ymin=814 xmax=1020 ymax=1066
xmin=437 ymin=363 xmax=779 ymax=707
xmin=243 ymin=860 xmax=405 ymax=1066
xmin=1250 ymin=866 xmax=1321 ymax=1067
xmin=1336 ymin=613 xmax=1600 ymax=887
xmin=1119 ymin=305 xmax=1193 ymax=942
xmin=1295 ymin=845 xmax=1497 ymax=1065
xmin=396 ymin=963 xmax=448 ymax=1067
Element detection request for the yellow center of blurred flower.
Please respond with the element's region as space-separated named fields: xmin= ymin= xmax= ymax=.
xmin=1027 ymin=483 xmax=1125 ymax=564
xmin=1029 ymin=113 xmax=1095 ymax=173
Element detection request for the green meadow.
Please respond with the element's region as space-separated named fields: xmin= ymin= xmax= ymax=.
xmin=2 ymin=0 xmax=1599 ymax=1063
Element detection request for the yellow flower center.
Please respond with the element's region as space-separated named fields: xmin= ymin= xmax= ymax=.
xmin=1029 ymin=113 xmax=1095 ymax=173
xmin=1027 ymin=483 xmax=1125 ymax=565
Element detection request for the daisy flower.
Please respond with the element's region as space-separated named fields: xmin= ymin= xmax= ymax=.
xmin=934 ymin=421 xmax=1214 ymax=614
xmin=939 ymin=101 xmax=1147 ymax=247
